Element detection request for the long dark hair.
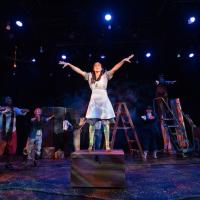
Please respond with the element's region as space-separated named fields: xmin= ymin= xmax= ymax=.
xmin=91 ymin=62 xmax=105 ymax=84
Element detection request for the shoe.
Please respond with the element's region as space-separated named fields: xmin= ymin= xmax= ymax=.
xmin=153 ymin=151 xmax=158 ymax=159
xmin=88 ymin=147 xmax=93 ymax=152
xmin=22 ymin=161 xmax=28 ymax=168
xmin=106 ymin=147 xmax=111 ymax=152
xmin=33 ymin=160 xmax=38 ymax=167
xmin=5 ymin=163 xmax=14 ymax=170
xmin=143 ymin=151 xmax=148 ymax=160
xmin=35 ymin=154 xmax=40 ymax=160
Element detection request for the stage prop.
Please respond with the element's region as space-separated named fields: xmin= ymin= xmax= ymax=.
xmin=154 ymin=97 xmax=190 ymax=154
xmin=42 ymin=147 xmax=55 ymax=159
xmin=41 ymin=107 xmax=77 ymax=153
xmin=111 ymin=102 xmax=143 ymax=158
xmin=71 ymin=150 xmax=125 ymax=188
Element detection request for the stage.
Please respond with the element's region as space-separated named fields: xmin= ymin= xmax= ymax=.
xmin=1 ymin=155 xmax=200 ymax=200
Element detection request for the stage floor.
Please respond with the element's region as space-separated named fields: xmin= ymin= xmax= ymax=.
xmin=0 ymin=155 xmax=200 ymax=200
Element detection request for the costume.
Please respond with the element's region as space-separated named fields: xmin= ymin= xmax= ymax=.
xmin=84 ymin=71 xmax=115 ymax=150
xmin=94 ymin=121 xmax=102 ymax=150
xmin=84 ymin=71 xmax=115 ymax=120
xmin=0 ymin=107 xmax=27 ymax=169
xmin=141 ymin=112 xmax=158 ymax=159
xmin=23 ymin=117 xmax=48 ymax=166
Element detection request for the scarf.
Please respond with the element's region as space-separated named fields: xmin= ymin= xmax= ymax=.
xmin=2 ymin=108 xmax=15 ymax=141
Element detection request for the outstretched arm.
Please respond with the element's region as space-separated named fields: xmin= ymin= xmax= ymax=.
xmin=108 ymin=54 xmax=134 ymax=76
xmin=14 ymin=107 xmax=29 ymax=116
xmin=46 ymin=114 xmax=55 ymax=122
xmin=59 ymin=61 xmax=86 ymax=77
xmin=155 ymin=80 xmax=176 ymax=85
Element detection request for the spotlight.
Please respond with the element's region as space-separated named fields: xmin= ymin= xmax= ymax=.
xmin=105 ymin=14 xmax=112 ymax=21
xmin=40 ymin=46 xmax=44 ymax=53
xmin=177 ymin=54 xmax=181 ymax=58
xmin=5 ymin=23 xmax=11 ymax=31
xmin=61 ymin=55 xmax=67 ymax=60
xmin=188 ymin=16 xmax=196 ymax=24
xmin=189 ymin=53 xmax=194 ymax=58
xmin=100 ymin=55 xmax=106 ymax=59
xmin=16 ymin=20 xmax=23 ymax=27
xmin=108 ymin=24 xmax=112 ymax=30
xmin=32 ymin=58 xmax=36 ymax=62
xmin=145 ymin=52 xmax=151 ymax=58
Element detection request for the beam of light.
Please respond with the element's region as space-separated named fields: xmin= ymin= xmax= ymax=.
xmin=16 ymin=20 xmax=23 ymax=27
xmin=188 ymin=16 xmax=196 ymax=24
xmin=100 ymin=55 xmax=106 ymax=59
xmin=105 ymin=14 xmax=112 ymax=21
xmin=61 ymin=55 xmax=67 ymax=60
xmin=188 ymin=53 xmax=194 ymax=58
xmin=146 ymin=52 xmax=151 ymax=58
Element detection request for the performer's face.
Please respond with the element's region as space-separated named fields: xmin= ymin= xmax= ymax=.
xmin=34 ymin=108 xmax=42 ymax=116
xmin=146 ymin=109 xmax=152 ymax=114
xmin=5 ymin=97 xmax=13 ymax=106
xmin=93 ymin=62 xmax=102 ymax=73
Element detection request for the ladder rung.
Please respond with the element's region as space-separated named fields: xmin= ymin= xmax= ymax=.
xmin=167 ymin=125 xmax=179 ymax=128
xmin=116 ymin=127 xmax=131 ymax=130
xmin=128 ymin=140 xmax=136 ymax=143
xmin=130 ymin=149 xmax=139 ymax=152
xmin=170 ymin=132 xmax=179 ymax=136
xmin=122 ymin=121 xmax=130 ymax=124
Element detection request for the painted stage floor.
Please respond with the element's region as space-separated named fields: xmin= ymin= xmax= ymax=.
xmin=0 ymin=155 xmax=200 ymax=200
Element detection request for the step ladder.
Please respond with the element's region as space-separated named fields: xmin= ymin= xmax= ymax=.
xmin=110 ymin=102 xmax=143 ymax=158
xmin=183 ymin=113 xmax=199 ymax=154
xmin=153 ymin=97 xmax=190 ymax=154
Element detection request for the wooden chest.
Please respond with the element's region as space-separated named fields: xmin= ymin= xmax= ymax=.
xmin=71 ymin=150 xmax=125 ymax=188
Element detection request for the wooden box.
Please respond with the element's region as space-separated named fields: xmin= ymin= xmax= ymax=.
xmin=42 ymin=147 xmax=55 ymax=159
xmin=71 ymin=150 xmax=125 ymax=188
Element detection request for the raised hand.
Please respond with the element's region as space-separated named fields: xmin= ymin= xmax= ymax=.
xmin=22 ymin=109 xmax=30 ymax=113
xmin=59 ymin=61 xmax=70 ymax=68
xmin=123 ymin=54 xmax=134 ymax=63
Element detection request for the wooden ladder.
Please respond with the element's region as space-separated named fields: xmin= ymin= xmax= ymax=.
xmin=110 ymin=102 xmax=143 ymax=158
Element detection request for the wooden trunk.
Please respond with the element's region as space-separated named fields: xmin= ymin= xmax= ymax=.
xmin=71 ymin=150 xmax=125 ymax=188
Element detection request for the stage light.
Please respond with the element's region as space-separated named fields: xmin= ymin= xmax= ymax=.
xmin=188 ymin=16 xmax=196 ymax=24
xmin=146 ymin=52 xmax=151 ymax=58
xmin=32 ymin=58 xmax=36 ymax=62
xmin=177 ymin=54 xmax=181 ymax=58
xmin=5 ymin=24 xmax=11 ymax=31
xmin=189 ymin=53 xmax=194 ymax=58
xmin=100 ymin=55 xmax=106 ymax=59
xmin=61 ymin=55 xmax=67 ymax=60
xmin=40 ymin=46 xmax=44 ymax=53
xmin=105 ymin=14 xmax=112 ymax=21
xmin=108 ymin=24 xmax=112 ymax=30
xmin=16 ymin=20 xmax=23 ymax=27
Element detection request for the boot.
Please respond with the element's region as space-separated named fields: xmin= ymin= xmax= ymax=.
xmin=88 ymin=125 xmax=95 ymax=151
xmin=144 ymin=151 xmax=148 ymax=160
xmin=103 ymin=123 xmax=111 ymax=151
xmin=153 ymin=151 xmax=157 ymax=159
xmin=5 ymin=155 xmax=14 ymax=170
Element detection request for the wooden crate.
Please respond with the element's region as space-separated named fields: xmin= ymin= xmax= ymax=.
xmin=71 ymin=150 xmax=125 ymax=188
